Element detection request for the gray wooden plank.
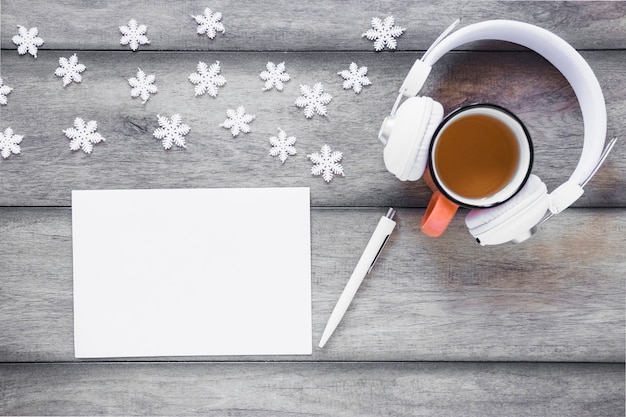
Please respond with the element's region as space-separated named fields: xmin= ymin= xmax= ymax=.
xmin=1 ymin=361 xmax=623 ymax=416
xmin=1 ymin=50 xmax=624 ymax=207
xmin=0 ymin=207 xmax=623 ymax=362
xmin=2 ymin=2 xmax=624 ymax=417
xmin=2 ymin=1 xmax=625 ymax=51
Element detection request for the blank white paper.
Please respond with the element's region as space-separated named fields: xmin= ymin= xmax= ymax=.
xmin=72 ymin=188 xmax=311 ymax=358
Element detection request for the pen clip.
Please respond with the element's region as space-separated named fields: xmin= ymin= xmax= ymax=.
xmin=367 ymin=208 xmax=396 ymax=274
xmin=367 ymin=234 xmax=391 ymax=274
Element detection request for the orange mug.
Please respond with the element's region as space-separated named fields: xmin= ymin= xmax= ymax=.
xmin=421 ymin=104 xmax=533 ymax=237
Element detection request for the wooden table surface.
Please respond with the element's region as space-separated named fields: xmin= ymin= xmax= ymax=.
xmin=1 ymin=1 xmax=624 ymax=415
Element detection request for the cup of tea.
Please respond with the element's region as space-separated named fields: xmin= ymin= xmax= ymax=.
xmin=421 ymin=104 xmax=533 ymax=237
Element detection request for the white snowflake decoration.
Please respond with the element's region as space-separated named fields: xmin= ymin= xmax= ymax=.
xmin=295 ymin=83 xmax=332 ymax=118
xmin=63 ymin=118 xmax=105 ymax=154
xmin=0 ymin=78 xmax=13 ymax=105
xmin=188 ymin=61 xmax=226 ymax=97
xmin=55 ymin=54 xmax=86 ymax=86
xmin=308 ymin=144 xmax=345 ymax=183
xmin=120 ymin=19 xmax=150 ymax=51
xmin=362 ymin=16 xmax=405 ymax=51
xmin=0 ymin=127 xmax=23 ymax=159
xmin=338 ymin=62 xmax=371 ymax=93
xmin=192 ymin=8 xmax=225 ymax=39
xmin=259 ymin=61 xmax=291 ymax=91
xmin=153 ymin=114 xmax=190 ymax=150
xmin=269 ymin=128 xmax=297 ymax=163
xmin=220 ymin=106 xmax=255 ymax=137
xmin=129 ymin=68 xmax=158 ymax=103
xmin=12 ymin=26 xmax=44 ymax=58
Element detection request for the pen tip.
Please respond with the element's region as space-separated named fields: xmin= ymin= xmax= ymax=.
xmin=318 ymin=333 xmax=329 ymax=348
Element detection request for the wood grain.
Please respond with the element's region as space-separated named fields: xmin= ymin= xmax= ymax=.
xmin=0 ymin=207 xmax=623 ymax=363
xmin=2 ymin=1 xmax=625 ymax=51
xmin=1 ymin=362 xmax=623 ymax=416
xmin=1 ymin=1 xmax=624 ymax=414
xmin=1 ymin=50 xmax=624 ymax=206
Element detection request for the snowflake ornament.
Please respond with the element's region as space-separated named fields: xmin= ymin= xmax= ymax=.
xmin=308 ymin=144 xmax=345 ymax=183
xmin=338 ymin=62 xmax=371 ymax=93
xmin=55 ymin=54 xmax=86 ymax=86
xmin=259 ymin=61 xmax=291 ymax=91
xmin=188 ymin=61 xmax=226 ymax=97
xmin=362 ymin=16 xmax=405 ymax=51
xmin=129 ymin=68 xmax=158 ymax=103
xmin=153 ymin=114 xmax=190 ymax=150
xmin=0 ymin=78 xmax=13 ymax=105
xmin=0 ymin=127 xmax=23 ymax=159
xmin=192 ymin=8 xmax=225 ymax=39
xmin=63 ymin=118 xmax=105 ymax=154
xmin=220 ymin=106 xmax=255 ymax=137
xmin=120 ymin=19 xmax=150 ymax=51
xmin=269 ymin=128 xmax=297 ymax=163
xmin=12 ymin=26 xmax=44 ymax=58
xmin=295 ymin=83 xmax=332 ymax=118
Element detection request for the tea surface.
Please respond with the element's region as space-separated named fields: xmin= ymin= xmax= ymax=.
xmin=434 ymin=114 xmax=520 ymax=199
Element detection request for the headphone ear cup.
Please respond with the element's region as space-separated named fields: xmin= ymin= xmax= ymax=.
xmin=465 ymin=174 xmax=549 ymax=245
xmin=406 ymin=101 xmax=444 ymax=180
xmin=382 ymin=96 xmax=444 ymax=181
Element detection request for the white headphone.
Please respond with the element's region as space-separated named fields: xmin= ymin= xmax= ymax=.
xmin=379 ymin=19 xmax=616 ymax=245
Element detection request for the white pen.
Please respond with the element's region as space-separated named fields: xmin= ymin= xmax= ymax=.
xmin=319 ymin=208 xmax=397 ymax=348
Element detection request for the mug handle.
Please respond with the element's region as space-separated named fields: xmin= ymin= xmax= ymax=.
xmin=421 ymin=168 xmax=458 ymax=237
xmin=420 ymin=190 xmax=459 ymax=237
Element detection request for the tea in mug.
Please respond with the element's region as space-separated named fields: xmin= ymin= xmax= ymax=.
xmin=433 ymin=114 xmax=520 ymax=199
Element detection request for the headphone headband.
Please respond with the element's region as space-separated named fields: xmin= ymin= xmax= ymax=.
xmin=404 ymin=20 xmax=607 ymax=189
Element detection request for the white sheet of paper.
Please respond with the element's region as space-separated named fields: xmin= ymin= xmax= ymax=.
xmin=72 ymin=187 xmax=311 ymax=358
